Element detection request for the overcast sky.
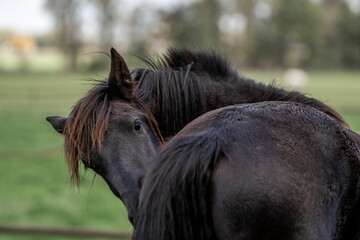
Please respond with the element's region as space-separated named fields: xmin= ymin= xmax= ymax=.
xmin=0 ymin=0 xmax=190 ymax=37
xmin=0 ymin=0 xmax=52 ymax=35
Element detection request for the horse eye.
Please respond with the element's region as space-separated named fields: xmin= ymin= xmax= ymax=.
xmin=134 ymin=121 xmax=142 ymax=132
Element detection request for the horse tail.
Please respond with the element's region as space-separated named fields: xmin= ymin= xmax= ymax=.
xmin=134 ymin=133 xmax=221 ymax=240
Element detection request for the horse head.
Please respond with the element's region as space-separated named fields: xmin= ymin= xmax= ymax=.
xmin=46 ymin=48 xmax=162 ymax=225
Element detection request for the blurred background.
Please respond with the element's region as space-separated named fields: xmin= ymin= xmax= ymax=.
xmin=0 ymin=0 xmax=359 ymax=239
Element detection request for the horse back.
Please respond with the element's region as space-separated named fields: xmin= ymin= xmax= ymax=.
xmin=208 ymin=102 xmax=360 ymax=240
xmin=136 ymin=102 xmax=360 ymax=240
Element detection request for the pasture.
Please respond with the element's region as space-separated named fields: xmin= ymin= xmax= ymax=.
xmin=0 ymin=70 xmax=359 ymax=239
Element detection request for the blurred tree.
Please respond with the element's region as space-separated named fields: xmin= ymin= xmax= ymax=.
xmin=321 ymin=0 xmax=360 ymax=68
xmin=159 ymin=0 xmax=220 ymax=48
xmin=92 ymin=0 xmax=117 ymax=51
xmin=84 ymin=0 xmax=119 ymax=71
xmin=338 ymin=7 xmax=360 ymax=68
xmin=157 ymin=0 xmax=325 ymax=69
xmin=126 ymin=6 xmax=154 ymax=55
xmin=242 ymin=0 xmax=322 ymax=68
xmin=275 ymin=0 xmax=322 ymax=68
xmin=45 ymin=0 xmax=82 ymax=72
xmin=42 ymin=0 xmax=360 ymax=70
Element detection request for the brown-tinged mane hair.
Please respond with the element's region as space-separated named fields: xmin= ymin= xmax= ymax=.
xmin=64 ymin=80 xmax=163 ymax=185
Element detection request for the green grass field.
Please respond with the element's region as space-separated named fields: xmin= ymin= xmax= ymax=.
xmin=0 ymin=70 xmax=359 ymax=239
xmin=0 ymin=71 xmax=132 ymax=240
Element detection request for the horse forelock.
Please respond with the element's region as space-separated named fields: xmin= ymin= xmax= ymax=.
xmin=63 ymin=80 xmax=164 ymax=185
xmin=136 ymin=98 xmax=165 ymax=144
xmin=64 ymin=81 xmax=112 ymax=185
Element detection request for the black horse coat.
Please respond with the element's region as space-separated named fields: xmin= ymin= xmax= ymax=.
xmin=136 ymin=102 xmax=360 ymax=240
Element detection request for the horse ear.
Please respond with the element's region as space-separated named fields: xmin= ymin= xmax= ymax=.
xmin=46 ymin=116 xmax=67 ymax=134
xmin=108 ymin=47 xmax=133 ymax=100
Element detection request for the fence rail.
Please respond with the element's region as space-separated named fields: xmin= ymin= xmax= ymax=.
xmin=0 ymin=225 xmax=131 ymax=239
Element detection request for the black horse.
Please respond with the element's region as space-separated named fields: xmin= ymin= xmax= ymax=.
xmin=135 ymin=102 xmax=360 ymax=240
xmin=47 ymin=48 xmax=359 ymax=226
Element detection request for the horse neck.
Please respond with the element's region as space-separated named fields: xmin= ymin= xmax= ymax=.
xmin=137 ymin=69 xmax=345 ymax=138
xmin=203 ymin=75 xmax=346 ymax=125
xmin=202 ymin=76 xmax=264 ymax=110
xmin=141 ymin=73 xmax=260 ymax=138
xmin=205 ymin=75 xmax=299 ymax=108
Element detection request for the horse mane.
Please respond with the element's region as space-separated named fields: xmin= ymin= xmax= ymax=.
xmin=132 ymin=48 xmax=347 ymax=134
xmin=64 ymin=80 xmax=162 ymax=184
xmin=135 ymin=133 xmax=221 ymax=240
xmin=143 ymin=47 xmax=238 ymax=78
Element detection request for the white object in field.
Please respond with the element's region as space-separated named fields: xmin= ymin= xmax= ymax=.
xmin=283 ymin=68 xmax=309 ymax=90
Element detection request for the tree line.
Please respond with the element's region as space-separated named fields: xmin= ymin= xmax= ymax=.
xmin=45 ymin=0 xmax=360 ymax=71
